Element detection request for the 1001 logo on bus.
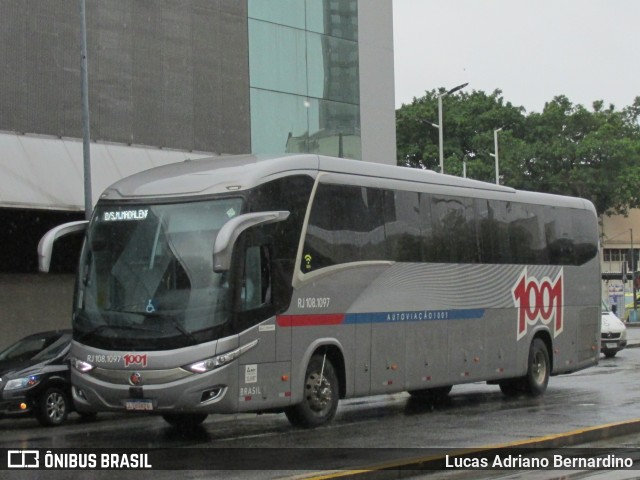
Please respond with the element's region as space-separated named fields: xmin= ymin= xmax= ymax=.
xmin=512 ymin=268 xmax=563 ymax=340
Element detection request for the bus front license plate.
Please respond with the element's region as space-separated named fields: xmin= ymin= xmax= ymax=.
xmin=125 ymin=399 xmax=154 ymax=411
xmin=606 ymin=342 xmax=618 ymax=349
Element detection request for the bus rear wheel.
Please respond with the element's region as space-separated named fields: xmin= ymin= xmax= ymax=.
xmin=523 ymin=338 xmax=550 ymax=396
xmin=499 ymin=339 xmax=550 ymax=398
xmin=285 ymin=354 xmax=339 ymax=428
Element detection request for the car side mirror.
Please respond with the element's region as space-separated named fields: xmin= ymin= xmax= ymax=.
xmin=213 ymin=211 xmax=289 ymax=272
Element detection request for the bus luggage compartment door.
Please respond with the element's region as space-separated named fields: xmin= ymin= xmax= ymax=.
xmin=370 ymin=320 xmax=405 ymax=394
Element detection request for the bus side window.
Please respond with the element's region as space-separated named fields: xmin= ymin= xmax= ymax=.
xmin=240 ymin=245 xmax=272 ymax=312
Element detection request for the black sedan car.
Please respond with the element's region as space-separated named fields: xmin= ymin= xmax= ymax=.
xmin=0 ymin=330 xmax=87 ymax=426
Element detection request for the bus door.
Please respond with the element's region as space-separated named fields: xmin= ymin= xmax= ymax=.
xmin=234 ymin=236 xmax=289 ymax=410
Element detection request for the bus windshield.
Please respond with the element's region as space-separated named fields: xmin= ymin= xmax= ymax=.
xmin=74 ymin=198 xmax=244 ymax=350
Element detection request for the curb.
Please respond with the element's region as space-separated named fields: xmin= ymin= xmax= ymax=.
xmin=295 ymin=418 xmax=640 ymax=480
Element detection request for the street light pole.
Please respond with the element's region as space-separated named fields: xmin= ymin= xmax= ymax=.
xmin=435 ymin=82 xmax=468 ymax=174
xmin=632 ymin=229 xmax=637 ymax=320
xmin=437 ymin=94 xmax=444 ymax=173
xmin=493 ymin=127 xmax=502 ymax=185
xmin=79 ymin=0 xmax=92 ymax=220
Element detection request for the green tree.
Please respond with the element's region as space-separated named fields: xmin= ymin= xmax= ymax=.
xmin=397 ymin=90 xmax=640 ymax=215
xmin=396 ymin=88 xmax=525 ymax=181
xmin=510 ymin=95 xmax=640 ymax=214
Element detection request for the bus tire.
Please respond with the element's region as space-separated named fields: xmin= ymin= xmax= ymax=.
xmin=285 ymin=354 xmax=339 ymax=428
xmin=162 ymin=413 xmax=208 ymax=429
xmin=523 ymin=338 xmax=550 ymax=396
xmin=407 ymin=386 xmax=452 ymax=403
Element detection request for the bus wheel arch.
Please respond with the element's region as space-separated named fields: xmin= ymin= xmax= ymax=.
xmin=295 ymin=342 xmax=347 ymax=400
xmin=499 ymin=332 xmax=552 ymax=398
xmin=285 ymin=344 xmax=345 ymax=428
xmin=321 ymin=344 xmax=346 ymax=399
xmin=534 ymin=330 xmax=553 ymax=373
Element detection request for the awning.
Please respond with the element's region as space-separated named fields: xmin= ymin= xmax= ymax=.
xmin=0 ymin=131 xmax=212 ymax=211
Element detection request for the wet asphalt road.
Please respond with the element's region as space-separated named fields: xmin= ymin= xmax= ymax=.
xmin=3 ymin=342 xmax=640 ymax=479
xmin=3 ymin=352 xmax=639 ymax=448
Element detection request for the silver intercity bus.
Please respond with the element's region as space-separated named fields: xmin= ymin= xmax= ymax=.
xmin=39 ymin=154 xmax=601 ymax=428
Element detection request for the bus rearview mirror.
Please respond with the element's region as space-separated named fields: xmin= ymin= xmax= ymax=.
xmin=38 ymin=221 xmax=89 ymax=273
xmin=213 ymin=211 xmax=289 ymax=272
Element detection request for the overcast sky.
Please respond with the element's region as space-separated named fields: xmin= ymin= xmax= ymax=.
xmin=392 ymin=0 xmax=640 ymax=113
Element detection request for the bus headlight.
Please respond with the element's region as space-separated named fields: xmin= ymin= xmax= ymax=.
xmin=186 ymin=356 xmax=228 ymax=373
xmin=184 ymin=339 xmax=259 ymax=374
xmin=5 ymin=375 xmax=41 ymax=391
xmin=72 ymin=357 xmax=95 ymax=373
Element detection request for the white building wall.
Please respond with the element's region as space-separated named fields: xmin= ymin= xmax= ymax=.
xmin=0 ymin=131 xmax=211 ymax=211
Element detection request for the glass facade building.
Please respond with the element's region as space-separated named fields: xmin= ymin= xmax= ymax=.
xmin=248 ymin=0 xmax=361 ymax=159
xmin=0 ymin=0 xmax=395 ymax=345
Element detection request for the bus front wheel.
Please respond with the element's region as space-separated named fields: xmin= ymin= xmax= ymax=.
xmin=285 ymin=354 xmax=339 ymax=428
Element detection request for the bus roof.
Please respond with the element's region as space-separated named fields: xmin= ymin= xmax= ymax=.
xmin=100 ymin=154 xmax=594 ymax=212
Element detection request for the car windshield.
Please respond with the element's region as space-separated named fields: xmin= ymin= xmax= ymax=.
xmin=75 ymin=198 xmax=243 ymax=350
xmin=32 ymin=334 xmax=71 ymax=362
xmin=0 ymin=332 xmax=65 ymax=362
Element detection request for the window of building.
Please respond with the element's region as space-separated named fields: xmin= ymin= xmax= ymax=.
xmin=248 ymin=0 xmax=361 ymax=159
xmin=248 ymin=20 xmax=307 ymax=96
xmin=603 ymin=248 xmax=640 ymax=266
xmin=248 ymin=0 xmax=305 ymax=29
xmin=250 ymin=89 xmax=311 ymax=156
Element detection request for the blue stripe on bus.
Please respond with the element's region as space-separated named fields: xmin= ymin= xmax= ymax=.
xmin=342 ymin=309 xmax=485 ymax=324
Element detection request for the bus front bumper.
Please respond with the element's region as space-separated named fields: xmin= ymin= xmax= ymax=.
xmin=70 ymin=363 xmax=238 ymax=414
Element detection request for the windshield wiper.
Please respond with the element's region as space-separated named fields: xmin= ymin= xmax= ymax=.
xmin=103 ymin=303 xmax=150 ymax=314
xmin=166 ymin=318 xmax=198 ymax=346
xmin=104 ymin=308 xmax=198 ymax=346
xmin=76 ymin=324 xmax=161 ymax=342
xmin=140 ymin=310 xmax=198 ymax=346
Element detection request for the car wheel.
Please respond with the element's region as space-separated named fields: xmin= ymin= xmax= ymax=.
xmin=37 ymin=387 xmax=70 ymax=426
